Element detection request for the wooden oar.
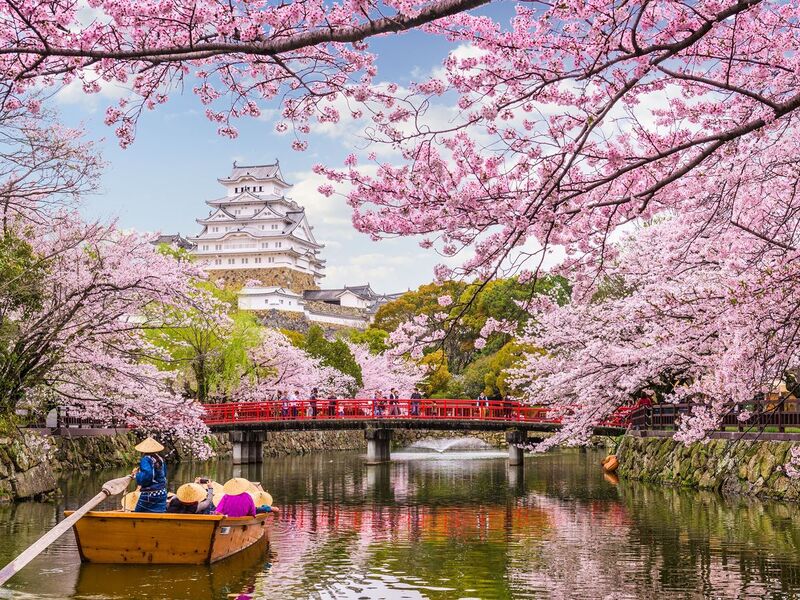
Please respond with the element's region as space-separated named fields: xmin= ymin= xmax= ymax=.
xmin=0 ymin=474 xmax=132 ymax=587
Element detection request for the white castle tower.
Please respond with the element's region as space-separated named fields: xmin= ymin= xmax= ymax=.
xmin=190 ymin=161 xmax=325 ymax=291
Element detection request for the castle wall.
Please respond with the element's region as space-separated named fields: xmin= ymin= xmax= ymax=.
xmin=207 ymin=268 xmax=319 ymax=293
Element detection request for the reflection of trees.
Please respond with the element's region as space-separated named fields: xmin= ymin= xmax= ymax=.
xmin=618 ymin=483 xmax=800 ymax=597
xmin=10 ymin=449 xmax=800 ymax=599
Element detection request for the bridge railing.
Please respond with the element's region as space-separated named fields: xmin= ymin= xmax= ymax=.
xmin=627 ymin=400 xmax=800 ymax=433
xmin=201 ymin=399 xmax=632 ymax=427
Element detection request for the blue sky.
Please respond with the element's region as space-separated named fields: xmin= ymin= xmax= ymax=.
xmin=52 ymin=5 xmax=518 ymax=293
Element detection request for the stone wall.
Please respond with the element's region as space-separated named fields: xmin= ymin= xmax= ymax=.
xmin=208 ymin=268 xmax=317 ymax=293
xmin=617 ymin=435 xmax=800 ymax=500
xmin=304 ymin=301 xmax=368 ymax=319
xmin=253 ymin=309 xmax=356 ymax=335
xmin=0 ymin=430 xmax=140 ymax=502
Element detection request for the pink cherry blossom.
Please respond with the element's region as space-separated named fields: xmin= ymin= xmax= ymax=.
xmin=347 ymin=342 xmax=425 ymax=398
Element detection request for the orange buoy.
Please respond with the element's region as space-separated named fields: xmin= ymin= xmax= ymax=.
xmin=601 ymin=454 xmax=619 ymax=473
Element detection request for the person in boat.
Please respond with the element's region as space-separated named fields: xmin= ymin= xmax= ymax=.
xmin=251 ymin=490 xmax=280 ymax=514
xmin=215 ymin=478 xmax=256 ymax=518
xmin=131 ymin=437 xmax=167 ymax=513
xmin=166 ymin=480 xmax=214 ymax=514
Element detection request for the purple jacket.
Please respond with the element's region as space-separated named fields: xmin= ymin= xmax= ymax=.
xmin=215 ymin=492 xmax=256 ymax=517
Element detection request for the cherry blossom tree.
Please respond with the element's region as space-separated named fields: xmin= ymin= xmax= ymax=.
xmin=509 ymin=213 xmax=800 ymax=449
xmin=233 ymin=329 xmax=355 ymax=400
xmin=5 ymin=0 xmax=800 ymax=295
xmin=0 ymin=105 xmax=101 ymax=224
xmin=4 ymin=213 xmax=214 ymax=455
xmin=347 ymin=341 xmax=425 ymax=398
xmin=0 ymin=0 xmax=486 ymax=145
xmin=9 ymin=0 xmax=800 ymax=452
xmin=0 ymin=107 xmax=214 ymax=454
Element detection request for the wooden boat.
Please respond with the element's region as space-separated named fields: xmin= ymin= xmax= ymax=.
xmin=65 ymin=510 xmax=271 ymax=565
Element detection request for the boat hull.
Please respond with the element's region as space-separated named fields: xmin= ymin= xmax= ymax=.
xmin=65 ymin=511 xmax=270 ymax=565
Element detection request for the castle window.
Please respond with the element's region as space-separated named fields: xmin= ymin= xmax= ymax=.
xmin=271 ymin=224 xmax=278 ymax=230
xmin=276 ymin=242 xmax=282 ymax=248
xmin=212 ymin=227 xmax=218 ymax=232
xmin=262 ymin=242 xmax=268 ymax=248
xmin=242 ymin=258 xmax=248 ymax=264
xmin=235 ymin=187 xmax=238 ymax=193
xmin=228 ymin=258 xmax=235 ymax=265
xmin=268 ymin=257 xmax=275 ymax=263
xmin=202 ymin=245 xmax=209 ymax=250
xmin=215 ymin=244 xmax=222 ymax=250
xmin=259 ymin=186 xmax=263 ymax=192
xmin=255 ymin=257 xmax=262 ymax=264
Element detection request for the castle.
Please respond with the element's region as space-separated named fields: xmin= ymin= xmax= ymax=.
xmin=158 ymin=161 xmax=397 ymax=328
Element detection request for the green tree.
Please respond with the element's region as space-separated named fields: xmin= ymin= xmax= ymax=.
xmin=347 ymin=327 xmax=389 ymax=354
xmin=145 ymin=281 xmax=261 ymax=402
xmin=370 ymin=275 xmax=569 ymax=375
xmin=460 ymin=341 xmax=538 ymax=398
xmin=299 ymin=325 xmax=363 ymax=394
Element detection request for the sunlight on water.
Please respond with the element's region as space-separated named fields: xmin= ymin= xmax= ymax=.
xmin=1 ymin=448 xmax=800 ymax=599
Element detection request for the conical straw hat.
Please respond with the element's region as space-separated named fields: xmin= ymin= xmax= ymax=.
xmin=249 ymin=490 xmax=273 ymax=508
xmin=247 ymin=481 xmax=263 ymax=493
xmin=134 ymin=436 xmax=164 ymax=453
xmin=208 ymin=480 xmax=224 ymax=496
xmin=212 ymin=491 xmax=224 ymax=507
xmin=176 ymin=483 xmax=207 ymax=504
xmin=121 ymin=491 xmax=140 ymax=511
xmin=222 ymin=477 xmax=250 ymax=496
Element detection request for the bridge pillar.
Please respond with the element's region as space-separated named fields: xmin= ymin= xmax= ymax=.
xmin=506 ymin=429 xmax=527 ymax=467
xmin=365 ymin=428 xmax=392 ymax=465
xmin=231 ymin=431 xmax=266 ymax=465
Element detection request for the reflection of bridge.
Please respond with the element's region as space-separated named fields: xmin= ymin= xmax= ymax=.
xmin=202 ymin=399 xmax=630 ymax=465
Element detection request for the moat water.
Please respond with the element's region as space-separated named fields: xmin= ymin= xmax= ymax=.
xmin=1 ymin=447 xmax=800 ymax=599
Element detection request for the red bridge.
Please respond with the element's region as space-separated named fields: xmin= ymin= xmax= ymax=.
xmin=201 ymin=398 xmax=632 ymax=429
xmin=202 ymin=399 xmax=632 ymax=466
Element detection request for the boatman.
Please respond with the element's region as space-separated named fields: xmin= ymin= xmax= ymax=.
xmin=131 ymin=437 xmax=168 ymax=513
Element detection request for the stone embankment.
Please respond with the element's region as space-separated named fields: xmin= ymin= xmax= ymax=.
xmin=617 ymin=435 xmax=800 ymax=501
xmin=209 ymin=429 xmax=513 ymax=457
xmin=0 ymin=430 xmax=140 ymax=502
xmin=223 ymin=429 xmax=543 ymax=456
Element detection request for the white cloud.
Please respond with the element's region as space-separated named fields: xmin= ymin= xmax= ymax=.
xmin=54 ymin=66 xmax=130 ymax=112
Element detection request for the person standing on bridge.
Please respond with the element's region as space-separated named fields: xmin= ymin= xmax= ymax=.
xmin=289 ymin=390 xmax=299 ymax=418
xmin=327 ymin=392 xmax=337 ymax=418
xmin=280 ymin=390 xmax=289 ymax=419
xmin=389 ymin=388 xmax=400 ymax=416
xmin=477 ymin=392 xmax=488 ymax=418
xmin=410 ymin=388 xmax=422 ymax=416
xmin=310 ymin=387 xmax=319 ymax=419
xmin=374 ymin=390 xmax=386 ymax=417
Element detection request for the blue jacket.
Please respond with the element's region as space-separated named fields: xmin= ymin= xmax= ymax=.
xmin=135 ymin=454 xmax=167 ymax=492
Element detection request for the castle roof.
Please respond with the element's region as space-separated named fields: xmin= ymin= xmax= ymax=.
xmin=151 ymin=233 xmax=197 ymax=250
xmin=218 ymin=161 xmax=287 ymax=185
xmin=303 ymin=284 xmax=382 ymax=302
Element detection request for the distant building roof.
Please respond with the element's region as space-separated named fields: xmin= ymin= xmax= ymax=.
xmin=303 ymin=285 xmax=400 ymax=313
xmin=151 ymin=233 xmax=196 ymax=250
xmin=218 ymin=161 xmax=286 ymax=184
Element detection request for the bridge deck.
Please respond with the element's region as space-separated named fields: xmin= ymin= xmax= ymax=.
xmin=202 ymin=399 xmax=629 ymax=435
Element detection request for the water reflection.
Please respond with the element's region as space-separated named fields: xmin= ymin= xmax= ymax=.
xmin=1 ymin=450 xmax=800 ymax=598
